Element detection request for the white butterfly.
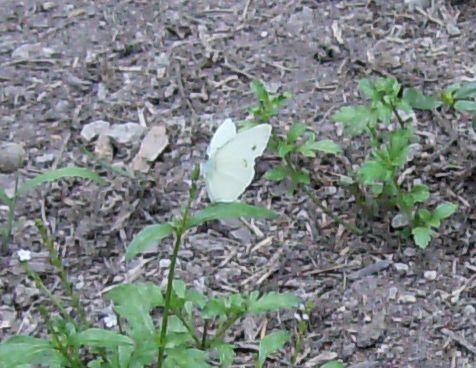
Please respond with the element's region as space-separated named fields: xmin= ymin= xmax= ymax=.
xmin=203 ymin=119 xmax=272 ymax=203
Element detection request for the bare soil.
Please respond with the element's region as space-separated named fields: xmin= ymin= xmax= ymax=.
xmin=1 ymin=1 xmax=475 ymax=367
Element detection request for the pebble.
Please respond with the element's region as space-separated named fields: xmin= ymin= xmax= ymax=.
xmin=424 ymin=270 xmax=437 ymax=281
xmin=0 ymin=142 xmax=26 ymax=173
xmin=388 ymin=286 xmax=398 ymax=300
xmin=393 ymin=263 xmax=409 ymax=274
xmin=463 ymin=305 xmax=475 ymax=316
xmin=398 ymin=294 xmax=416 ymax=303
xmin=342 ymin=343 xmax=356 ymax=359
xmin=36 ymin=153 xmax=55 ymax=164
xmin=107 ymin=122 xmax=145 ymax=144
xmin=404 ymin=0 xmax=430 ymax=11
xmin=80 ymin=120 xmax=110 ymax=142
xmin=403 ymin=248 xmax=416 ymax=257
xmin=446 ymin=23 xmax=461 ymax=36
xmin=159 ymin=259 xmax=171 ymax=268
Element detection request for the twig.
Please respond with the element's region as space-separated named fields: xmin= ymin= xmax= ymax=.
xmin=241 ymin=0 xmax=252 ymax=20
xmin=174 ymin=63 xmax=198 ymax=119
xmin=441 ymin=328 xmax=476 ymax=355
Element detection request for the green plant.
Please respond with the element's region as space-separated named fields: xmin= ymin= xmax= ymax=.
xmin=0 ymin=165 xmax=300 ymax=367
xmin=332 ymin=77 xmax=457 ymax=248
xmin=247 ymin=80 xmax=361 ymax=235
xmin=404 ymin=81 xmax=476 ymax=129
xmin=0 ymin=167 xmax=106 ymax=255
xmin=249 ymin=80 xmax=292 ymax=124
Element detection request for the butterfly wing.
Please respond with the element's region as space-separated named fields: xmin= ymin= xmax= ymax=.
xmin=207 ymin=118 xmax=236 ymax=157
xmin=205 ymin=124 xmax=272 ymax=202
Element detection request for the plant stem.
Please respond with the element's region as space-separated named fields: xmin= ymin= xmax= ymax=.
xmin=392 ymin=106 xmax=406 ymax=129
xmin=157 ymin=229 xmax=183 ymax=367
xmin=36 ymin=220 xmax=90 ymax=328
xmin=23 ymin=262 xmax=73 ymax=326
xmin=157 ymin=188 xmax=195 ymax=367
xmin=201 ymin=320 xmax=209 ymax=349
xmin=212 ymin=313 xmax=242 ymax=343
xmin=283 ymin=156 xmax=363 ymax=235
xmin=2 ymin=172 xmax=19 ymax=255
xmin=173 ymin=308 xmax=201 ymax=346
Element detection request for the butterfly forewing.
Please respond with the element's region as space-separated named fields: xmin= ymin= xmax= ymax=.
xmin=207 ymin=118 xmax=237 ymax=157
xmin=206 ymin=124 xmax=271 ymax=202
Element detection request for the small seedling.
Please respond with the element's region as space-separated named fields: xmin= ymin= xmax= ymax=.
xmin=332 ymin=77 xmax=458 ymax=248
xmin=248 ymin=80 xmax=360 ymax=235
xmin=0 ymin=167 xmax=105 ymax=255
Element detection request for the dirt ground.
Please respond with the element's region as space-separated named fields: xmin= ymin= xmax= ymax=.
xmin=1 ymin=1 xmax=475 ymax=367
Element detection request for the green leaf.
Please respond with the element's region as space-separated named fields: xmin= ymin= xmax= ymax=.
xmin=164 ymin=348 xmax=210 ymax=368
xmin=72 ymin=328 xmax=134 ymax=349
xmin=358 ymin=160 xmax=389 ymax=184
xmin=410 ymin=184 xmax=430 ymax=203
xmin=287 ymin=122 xmax=307 ymax=143
xmin=375 ymin=101 xmax=392 ymax=124
xmin=185 ymin=289 xmax=207 ymax=309
xmin=403 ymin=88 xmax=442 ymax=110
xmin=321 ymin=361 xmax=345 ymax=368
xmin=258 ymin=330 xmax=290 ymax=368
xmin=0 ymin=188 xmax=11 ymax=206
xmin=126 ymin=223 xmax=175 ymax=260
xmin=201 ymin=298 xmax=228 ymax=319
xmin=188 ymin=203 xmax=278 ymax=228
xmin=172 ymin=280 xmax=186 ymax=299
xmin=248 ymin=292 xmax=300 ymax=314
xmin=291 ymin=168 xmax=310 ymax=186
xmin=454 ymin=82 xmax=476 ymax=99
xmin=454 ymin=100 xmax=476 ymax=113
xmin=264 ymin=165 xmax=290 ymax=182
xmin=213 ymin=342 xmax=235 ymax=368
xmin=331 ymin=105 xmax=377 ymax=136
xmin=433 ymin=202 xmax=458 ymax=221
xmin=250 ymin=80 xmax=269 ymax=103
xmin=416 ymin=208 xmax=434 ymax=225
xmin=0 ymin=336 xmax=66 ymax=367
xmin=106 ymin=283 xmax=164 ymax=337
xmin=277 ymin=142 xmax=295 ymax=158
xmin=166 ymin=316 xmax=189 ymax=334
xmin=412 ymin=226 xmax=432 ymax=249
xmin=304 ymin=139 xmax=342 ymax=155
xmin=17 ymin=167 xmax=106 ymax=196
xmin=358 ymin=79 xmax=378 ymax=100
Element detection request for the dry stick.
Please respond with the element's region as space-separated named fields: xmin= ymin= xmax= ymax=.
xmin=241 ymin=0 xmax=252 ymax=20
xmin=283 ymin=156 xmax=363 ymax=235
xmin=441 ymin=328 xmax=476 ymax=355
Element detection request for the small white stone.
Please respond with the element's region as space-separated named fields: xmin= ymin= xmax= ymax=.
xmin=104 ymin=314 xmax=117 ymax=328
xmin=393 ymin=263 xmax=409 ymax=274
xmin=424 ymin=270 xmax=437 ymax=281
xmin=404 ymin=248 xmax=416 ymax=257
xmin=159 ymin=259 xmax=171 ymax=268
xmin=17 ymin=249 xmax=32 ymax=262
xmin=260 ymin=31 xmax=268 ymax=38
xmin=106 ymin=123 xmax=146 ymax=144
xmin=388 ymin=286 xmax=398 ymax=300
xmin=399 ymin=294 xmax=416 ymax=303
xmin=36 ymin=153 xmax=55 ymax=164
xmin=80 ymin=120 xmax=110 ymax=142
xmin=463 ymin=305 xmax=475 ymax=316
